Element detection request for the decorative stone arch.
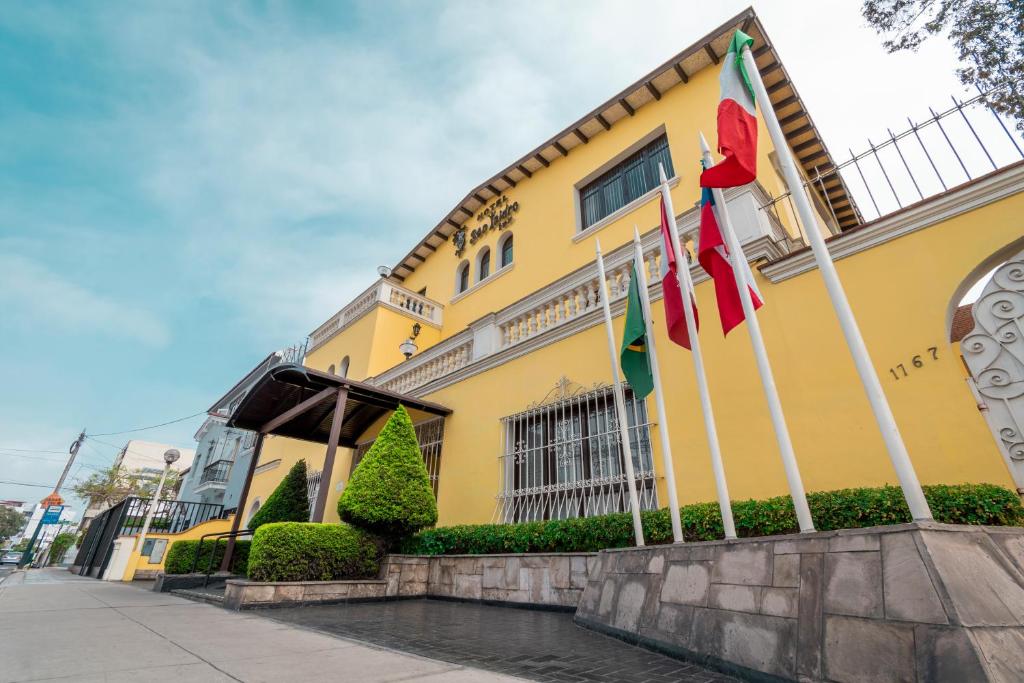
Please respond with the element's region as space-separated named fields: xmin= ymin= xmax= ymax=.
xmin=338 ymin=356 xmax=350 ymax=378
xmin=956 ymin=238 xmax=1024 ymax=493
xmin=498 ymin=231 xmax=514 ymax=268
xmin=477 ymin=246 xmax=491 ymax=282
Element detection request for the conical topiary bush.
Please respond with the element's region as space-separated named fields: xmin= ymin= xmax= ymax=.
xmin=338 ymin=405 xmax=437 ymax=541
xmin=248 ymin=459 xmax=311 ymax=531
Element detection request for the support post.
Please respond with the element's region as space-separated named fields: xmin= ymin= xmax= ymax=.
xmin=700 ymin=134 xmax=815 ymax=533
xmin=313 ymin=388 xmax=349 ymax=523
xmin=740 ymin=45 xmax=932 ymax=521
xmin=632 ymin=228 xmax=684 ymax=543
xmin=594 ymin=239 xmax=645 ymax=547
xmin=220 ymin=433 xmax=265 ymax=573
xmin=658 ymin=164 xmax=737 ymax=539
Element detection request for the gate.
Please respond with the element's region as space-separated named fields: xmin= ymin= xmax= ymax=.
xmin=73 ymin=497 xmax=225 ymax=578
xmin=960 ymin=249 xmax=1024 ymax=492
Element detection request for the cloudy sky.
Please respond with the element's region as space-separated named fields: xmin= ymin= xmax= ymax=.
xmin=0 ymin=1 xmax=977 ymax=509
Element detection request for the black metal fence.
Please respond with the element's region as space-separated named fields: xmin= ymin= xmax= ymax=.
xmin=73 ymin=497 xmax=224 ymax=578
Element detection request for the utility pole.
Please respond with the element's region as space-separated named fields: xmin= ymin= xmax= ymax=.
xmin=19 ymin=430 xmax=85 ymax=568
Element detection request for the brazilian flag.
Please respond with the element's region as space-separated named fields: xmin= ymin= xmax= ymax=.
xmin=620 ymin=262 xmax=655 ymax=398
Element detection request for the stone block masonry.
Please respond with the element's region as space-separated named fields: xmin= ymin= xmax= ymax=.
xmin=575 ymin=523 xmax=1024 ymax=682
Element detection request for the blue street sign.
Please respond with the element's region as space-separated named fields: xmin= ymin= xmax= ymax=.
xmin=41 ymin=505 xmax=64 ymax=524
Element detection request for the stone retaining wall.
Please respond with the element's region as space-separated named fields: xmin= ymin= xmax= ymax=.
xmin=223 ymin=578 xmax=389 ymax=610
xmin=384 ymin=553 xmax=596 ymax=609
xmin=575 ymin=522 xmax=1024 ymax=682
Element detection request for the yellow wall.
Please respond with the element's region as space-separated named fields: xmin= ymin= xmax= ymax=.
xmin=122 ymin=517 xmax=233 ymax=580
xmin=246 ymin=49 xmax=1020 ymax=530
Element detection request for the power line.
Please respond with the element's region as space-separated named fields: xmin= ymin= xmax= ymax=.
xmin=0 ymin=446 xmax=66 ymax=454
xmin=89 ymin=411 xmax=208 ymax=437
xmin=0 ymin=479 xmax=54 ymax=489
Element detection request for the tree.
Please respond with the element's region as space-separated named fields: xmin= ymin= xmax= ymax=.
xmin=0 ymin=506 xmax=25 ymax=542
xmin=338 ymin=405 xmax=437 ymax=542
xmin=862 ymin=0 xmax=1024 ymax=130
xmin=46 ymin=532 xmax=77 ymax=565
xmin=248 ymin=459 xmax=310 ymax=532
xmin=71 ymin=465 xmax=180 ymax=509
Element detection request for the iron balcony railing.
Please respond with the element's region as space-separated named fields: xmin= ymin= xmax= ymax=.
xmin=117 ymin=497 xmax=224 ymax=536
xmin=199 ymin=460 xmax=232 ymax=486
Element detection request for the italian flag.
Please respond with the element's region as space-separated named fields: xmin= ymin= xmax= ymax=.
xmin=700 ymin=30 xmax=757 ymax=188
xmin=620 ymin=260 xmax=655 ymax=399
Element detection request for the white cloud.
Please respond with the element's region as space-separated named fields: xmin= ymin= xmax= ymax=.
xmin=0 ymin=253 xmax=170 ymax=347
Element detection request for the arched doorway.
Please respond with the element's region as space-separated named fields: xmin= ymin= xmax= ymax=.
xmin=958 ymin=245 xmax=1024 ymax=493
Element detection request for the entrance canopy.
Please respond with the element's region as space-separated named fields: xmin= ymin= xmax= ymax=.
xmin=226 ymin=363 xmax=451 ymax=447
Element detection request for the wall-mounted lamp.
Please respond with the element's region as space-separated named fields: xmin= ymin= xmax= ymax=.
xmin=400 ymin=323 xmax=422 ymax=360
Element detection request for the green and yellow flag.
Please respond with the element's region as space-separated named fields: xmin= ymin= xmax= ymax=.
xmin=620 ymin=261 xmax=655 ymax=398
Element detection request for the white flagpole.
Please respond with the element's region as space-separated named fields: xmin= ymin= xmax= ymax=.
xmin=595 ymin=238 xmax=645 ymax=547
xmin=632 ymin=227 xmax=684 ymax=543
xmin=658 ymin=164 xmax=737 ymax=539
xmin=699 ymin=134 xmax=815 ymax=533
xmin=739 ymin=46 xmax=932 ymax=521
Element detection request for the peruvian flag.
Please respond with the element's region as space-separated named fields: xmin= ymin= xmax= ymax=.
xmin=697 ymin=185 xmax=763 ymax=335
xmin=700 ymin=30 xmax=757 ymax=188
xmin=659 ymin=194 xmax=698 ymax=349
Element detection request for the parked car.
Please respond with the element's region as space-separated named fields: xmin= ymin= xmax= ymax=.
xmin=1 ymin=551 xmax=23 ymax=565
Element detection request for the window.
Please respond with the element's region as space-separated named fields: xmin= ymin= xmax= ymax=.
xmin=478 ymin=247 xmax=491 ymax=281
xmin=246 ymin=499 xmax=261 ymax=525
xmin=352 ymin=417 xmax=444 ymax=496
xmin=497 ymin=385 xmax=658 ymax=523
xmin=456 ymin=261 xmax=470 ymax=294
xmin=499 ymin=233 xmax=514 ymax=268
xmin=339 ymin=356 xmax=350 ymax=378
xmin=579 ymin=134 xmax=674 ymax=230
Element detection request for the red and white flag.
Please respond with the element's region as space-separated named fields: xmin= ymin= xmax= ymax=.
xmin=659 ymin=194 xmax=698 ymax=349
xmin=697 ymin=185 xmax=762 ymax=335
xmin=700 ymin=30 xmax=757 ymax=189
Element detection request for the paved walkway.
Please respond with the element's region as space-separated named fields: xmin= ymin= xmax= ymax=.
xmin=0 ymin=569 xmax=521 ymax=682
xmin=267 ymin=599 xmax=738 ymax=683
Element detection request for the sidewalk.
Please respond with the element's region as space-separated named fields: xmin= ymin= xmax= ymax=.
xmin=0 ymin=568 xmax=521 ymax=682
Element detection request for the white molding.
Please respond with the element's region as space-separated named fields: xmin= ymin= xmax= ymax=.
xmin=573 ymin=176 xmax=680 ymax=243
xmin=254 ymin=459 xmax=281 ymax=475
xmin=450 ymin=262 xmax=515 ymax=305
xmin=760 ymin=163 xmax=1024 ymax=283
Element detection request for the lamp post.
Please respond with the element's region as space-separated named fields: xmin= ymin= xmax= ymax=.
xmin=134 ymin=449 xmax=180 ymax=556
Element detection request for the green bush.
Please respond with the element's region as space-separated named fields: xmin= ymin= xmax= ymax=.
xmin=247 ymin=522 xmax=381 ymax=582
xmin=402 ymin=483 xmax=1024 ymax=555
xmin=46 ymin=532 xmax=77 ymax=565
xmin=249 ymin=459 xmax=311 ymax=532
xmin=164 ymin=539 xmax=251 ymax=575
xmin=338 ymin=405 xmax=437 ymax=541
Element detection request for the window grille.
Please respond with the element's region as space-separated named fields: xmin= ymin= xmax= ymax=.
xmin=496 ymin=385 xmax=658 ymax=523
xmin=351 ymin=417 xmax=445 ymax=496
xmin=306 ymin=469 xmax=322 ymax=519
xmin=579 ymin=134 xmax=674 ymax=229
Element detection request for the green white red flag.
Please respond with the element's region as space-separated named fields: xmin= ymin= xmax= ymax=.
xmin=700 ymin=30 xmax=757 ymax=188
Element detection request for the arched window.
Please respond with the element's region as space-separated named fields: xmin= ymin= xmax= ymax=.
xmin=456 ymin=260 xmax=470 ymax=294
xmin=499 ymin=232 xmax=514 ymax=268
xmin=246 ymin=499 xmax=261 ymax=525
xmin=339 ymin=356 xmax=350 ymax=378
xmin=477 ymin=247 xmax=491 ymax=281
xmin=327 ymin=364 xmax=335 ymax=375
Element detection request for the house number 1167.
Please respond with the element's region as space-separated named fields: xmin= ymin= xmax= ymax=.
xmin=889 ymin=347 xmax=938 ymax=380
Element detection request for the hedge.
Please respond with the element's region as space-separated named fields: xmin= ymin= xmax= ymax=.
xmin=247 ymin=522 xmax=382 ymax=582
xmin=249 ymin=459 xmax=311 ymax=532
xmin=164 ymin=539 xmax=251 ymax=575
xmin=338 ymin=405 xmax=437 ymax=541
xmin=401 ymin=483 xmax=1024 ymax=555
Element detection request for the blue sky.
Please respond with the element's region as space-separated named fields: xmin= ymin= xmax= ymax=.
xmin=0 ymin=1 xmax=969 ymax=510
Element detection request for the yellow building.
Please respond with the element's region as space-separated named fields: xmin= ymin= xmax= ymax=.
xmin=239 ymin=9 xmax=1024 ymax=531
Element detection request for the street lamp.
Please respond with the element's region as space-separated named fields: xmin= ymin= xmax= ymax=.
xmin=377 ymin=265 xmax=392 ymax=279
xmin=134 ymin=449 xmax=180 ymax=557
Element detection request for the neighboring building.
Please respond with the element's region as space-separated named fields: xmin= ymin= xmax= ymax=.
xmin=1 ymin=500 xmax=34 ymax=546
xmin=80 ymin=440 xmax=195 ymax=528
xmin=239 ymin=9 xmax=1024 ymax=531
xmin=18 ymin=502 xmax=76 ymax=564
xmin=177 ymin=345 xmax=305 ymax=515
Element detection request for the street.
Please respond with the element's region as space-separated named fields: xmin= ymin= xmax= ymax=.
xmin=0 ymin=568 xmax=521 ymax=682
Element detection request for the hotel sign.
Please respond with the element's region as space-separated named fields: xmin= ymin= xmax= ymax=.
xmin=454 ymin=195 xmax=520 ymax=257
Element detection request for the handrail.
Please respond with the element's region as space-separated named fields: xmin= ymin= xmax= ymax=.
xmin=188 ymin=529 xmax=254 ymax=584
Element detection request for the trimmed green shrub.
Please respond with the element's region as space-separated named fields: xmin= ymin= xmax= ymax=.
xmin=338 ymin=405 xmax=437 ymax=540
xmin=164 ymin=539 xmax=251 ymax=575
xmin=247 ymin=522 xmax=381 ymax=582
xmin=249 ymin=459 xmax=310 ymax=532
xmin=402 ymin=483 xmax=1024 ymax=555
